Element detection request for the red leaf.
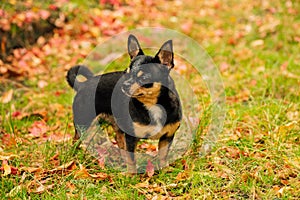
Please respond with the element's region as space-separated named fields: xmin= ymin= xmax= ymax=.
xmin=39 ymin=10 xmax=50 ymax=20
xmin=97 ymin=147 xmax=108 ymax=169
xmin=12 ymin=111 xmax=21 ymax=118
xmin=1 ymin=160 xmax=18 ymax=175
xmin=146 ymin=160 xmax=154 ymax=177
xmin=28 ymin=121 xmax=48 ymax=138
xmin=92 ymin=16 xmax=102 ymax=26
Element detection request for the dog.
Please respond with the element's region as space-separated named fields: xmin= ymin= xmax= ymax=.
xmin=66 ymin=35 xmax=182 ymax=173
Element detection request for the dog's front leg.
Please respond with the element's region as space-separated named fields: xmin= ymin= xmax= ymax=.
xmin=158 ymin=134 xmax=175 ymax=168
xmin=124 ymin=134 xmax=138 ymax=174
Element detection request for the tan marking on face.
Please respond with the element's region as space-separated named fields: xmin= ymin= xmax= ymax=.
xmin=130 ymin=82 xmax=161 ymax=107
xmin=133 ymin=121 xmax=180 ymax=139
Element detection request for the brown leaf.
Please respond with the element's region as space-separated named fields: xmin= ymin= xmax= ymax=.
xmin=0 ymin=89 xmax=13 ymax=103
xmin=176 ymin=171 xmax=189 ymax=181
xmin=15 ymin=110 xmax=47 ymax=120
xmin=48 ymin=160 xmax=76 ymax=173
xmin=1 ymin=133 xmax=17 ymax=147
xmin=0 ymin=153 xmax=19 ymax=161
xmin=88 ymin=172 xmax=108 ymax=180
xmin=280 ymin=179 xmax=289 ymax=185
xmin=20 ymin=166 xmax=42 ymax=174
xmin=66 ymin=182 xmax=76 ymax=192
xmin=74 ymin=164 xmax=90 ymax=179
xmin=181 ymin=159 xmax=189 ymax=171
xmin=74 ymin=164 xmax=108 ymax=180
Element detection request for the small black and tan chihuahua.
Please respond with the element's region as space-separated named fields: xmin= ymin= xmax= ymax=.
xmin=67 ymin=35 xmax=182 ymax=173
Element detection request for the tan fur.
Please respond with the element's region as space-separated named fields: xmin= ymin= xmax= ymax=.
xmin=133 ymin=121 xmax=180 ymax=139
xmin=130 ymin=82 xmax=161 ymax=107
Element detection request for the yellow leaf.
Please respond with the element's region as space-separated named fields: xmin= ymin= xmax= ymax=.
xmin=3 ymin=161 xmax=11 ymax=176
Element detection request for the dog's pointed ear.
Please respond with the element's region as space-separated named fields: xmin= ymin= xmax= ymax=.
xmin=155 ymin=40 xmax=174 ymax=70
xmin=128 ymin=34 xmax=144 ymax=60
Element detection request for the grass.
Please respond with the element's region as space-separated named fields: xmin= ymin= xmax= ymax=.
xmin=1 ymin=0 xmax=300 ymax=199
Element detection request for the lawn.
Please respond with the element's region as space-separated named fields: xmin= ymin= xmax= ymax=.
xmin=0 ymin=0 xmax=299 ymax=199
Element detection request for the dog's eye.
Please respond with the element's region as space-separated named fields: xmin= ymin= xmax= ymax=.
xmin=138 ymin=75 xmax=151 ymax=85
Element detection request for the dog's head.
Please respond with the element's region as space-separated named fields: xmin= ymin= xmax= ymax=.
xmin=121 ymin=35 xmax=175 ymax=106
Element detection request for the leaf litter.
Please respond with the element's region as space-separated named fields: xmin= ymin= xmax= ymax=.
xmin=0 ymin=0 xmax=300 ymax=198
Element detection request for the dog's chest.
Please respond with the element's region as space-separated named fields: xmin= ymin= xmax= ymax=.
xmin=132 ymin=105 xmax=179 ymax=139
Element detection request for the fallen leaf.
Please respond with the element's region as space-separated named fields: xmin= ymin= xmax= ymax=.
xmin=219 ymin=62 xmax=229 ymax=72
xmin=32 ymin=184 xmax=54 ymax=194
xmin=6 ymin=185 xmax=23 ymax=198
xmin=251 ymin=39 xmax=264 ymax=47
xmin=146 ymin=160 xmax=154 ymax=178
xmin=181 ymin=159 xmax=188 ymax=171
xmin=280 ymin=62 xmax=288 ymax=71
xmin=15 ymin=110 xmax=47 ymax=120
xmin=0 ymin=89 xmax=13 ymax=103
xmin=66 ymin=182 xmax=76 ymax=192
xmin=2 ymin=159 xmax=11 ymax=176
xmin=46 ymin=132 xmax=72 ymax=143
xmin=1 ymin=133 xmax=17 ymax=147
xmin=48 ymin=160 xmax=76 ymax=173
xmin=180 ymin=21 xmax=193 ymax=34
xmin=176 ymin=171 xmax=189 ymax=181
xmin=39 ymin=10 xmax=50 ymax=20
xmin=20 ymin=166 xmax=41 ymax=173
xmin=74 ymin=164 xmax=90 ymax=179
xmin=88 ymin=172 xmax=108 ymax=180
xmin=0 ymin=153 xmax=19 ymax=160
xmin=28 ymin=121 xmax=48 ymax=138
xmin=97 ymin=157 xmax=105 ymax=170
xmin=280 ymin=179 xmax=289 ymax=185
xmin=37 ymin=80 xmax=48 ymax=88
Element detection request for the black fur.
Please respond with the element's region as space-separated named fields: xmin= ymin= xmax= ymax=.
xmin=67 ymin=35 xmax=182 ymax=172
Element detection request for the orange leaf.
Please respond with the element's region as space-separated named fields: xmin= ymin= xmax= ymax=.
xmin=1 ymin=134 xmax=17 ymax=147
xmin=176 ymin=171 xmax=189 ymax=181
xmin=74 ymin=164 xmax=90 ymax=179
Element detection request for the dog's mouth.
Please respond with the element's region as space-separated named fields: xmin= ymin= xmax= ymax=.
xmin=121 ymin=86 xmax=131 ymax=97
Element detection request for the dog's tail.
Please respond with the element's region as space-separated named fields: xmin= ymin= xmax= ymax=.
xmin=66 ymin=65 xmax=94 ymax=91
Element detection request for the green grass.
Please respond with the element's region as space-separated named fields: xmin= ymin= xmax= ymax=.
xmin=1 ymin=0 xmax=300 ymax=199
